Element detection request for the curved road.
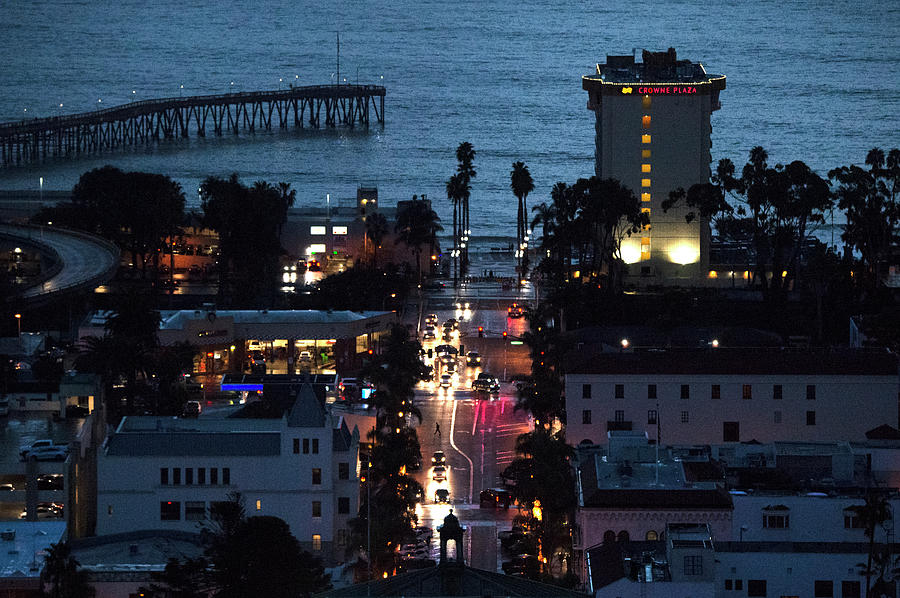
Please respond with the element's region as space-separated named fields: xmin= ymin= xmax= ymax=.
xmin=0 ymin=223 xmax=119 ymax=304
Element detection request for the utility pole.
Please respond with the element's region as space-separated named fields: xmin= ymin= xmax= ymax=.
xmin=336 ymin=32 xmax=341 ymax=86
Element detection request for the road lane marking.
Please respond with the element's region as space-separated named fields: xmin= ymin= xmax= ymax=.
xmin=450 ymin=400 xmax=475 ymax=504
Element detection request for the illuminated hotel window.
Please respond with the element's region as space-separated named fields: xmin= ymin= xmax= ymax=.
xmin=642 ymin=164 xmax=651 ymax=173
xmin=641 ymin=178 xmax=651 ymax=188
xmin=642 ymin=208 xmax=651 ymax=229
xmin=642 ymin=95 xmax=651 ymax=109
xmin=641 ymin=192 xmax=651 ymax=202
xmin=641 ymin=237 xmax=651 ymax=261
xmin=642 ymin=134 xmax=651 ymax=144
xmin=642 ymin=115 xmax=651 ymax=129
xmin=642 ymin=149 xmax=651 ymax=159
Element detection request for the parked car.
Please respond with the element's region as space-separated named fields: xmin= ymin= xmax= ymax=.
xmin=299 ymin=350 xmax=312 ymax=362
xmin=434 ymin=488 xmax=450 ymax=503
xmin=0 ymin=484 xmax=13 ymax=492
xmin=432 ymin=451 xmax=446 ymax=466
xmin=249 ymin=352 xmax=266 ymax=374
xmin=465 ymin=351 xmax=481 ymax=366
xmin=37 ymin=474 xmax=63 ymax=490
xmin=19 ymin=440 xmax=65 ymax=460
xmin=432 ymin=466 xmax=447 ymax=482
xmin=22 ymin=446 xmax=68 ymax=461
xmin=182 ymin=400 xmax=202 ymax=418
xmin=480 ymin=488 xmax=511 ymax=509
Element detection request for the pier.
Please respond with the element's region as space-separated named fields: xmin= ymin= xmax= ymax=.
xmin=0 ymin=84 xmax=386 ymax=166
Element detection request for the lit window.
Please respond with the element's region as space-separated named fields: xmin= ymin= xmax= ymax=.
xmin=646 ymin=530 xmax=658 ymax=540
xmin=310 ymin=226 xmax=326 ymax=235
xmin=641 ymin=207 xmax=651 ymax=216
xmin=332 ymin=226 xmax=348 ymax=235
xmin=642 ymin=134 xmax=651 ymax=144
xmin=708 ymin=270 xmax=718 ymax=279
xmin=312 ymin=534 xmax=322 ymax=551
xmin=642 ymin=164 xmax=651 ymax=173
xmin=641 ymin=192 xmax=651 ymax=202
xmin=642 ymin=95 xmax=651 ymax=109
xmin=641 ymin=178 xmax=651 ymax=188
xmin=256 ymin=499 xmax=262 ymax=511
xmin=642 ymin=115 xmax=651 ymax=129
xmin=642 ymin=149 xmax=651 ymax=159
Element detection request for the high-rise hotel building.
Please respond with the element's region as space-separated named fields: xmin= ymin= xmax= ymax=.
xmin=582 ymin=48 xmax=725 ymax=282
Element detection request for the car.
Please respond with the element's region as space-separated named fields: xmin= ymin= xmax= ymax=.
xmin=299 ymin=350 xmax=312 ymax=362
xmin=502 ymin=554 xmax=542 ymax=577
xmin=21 ymin=445 xmax=67 ymax=462
xmin=425 ymin=314 xmax=439 ymax=326
xmin=472 ymin=373 xmax=501 ymax=395
xmin=480 ymin=488 xmax=512 ymax=509
xmin=19 ymin=440 xmax=63 ymax=460
xmin=444 ymin=362 xmax=457 ymax=375
xmin=182 ymin=400 xmax=202 ymax=418
xmin=37 ymin=475 xmax=63 ymax=490
xmin=439 ymin=353 xmax=456 ymax=365
xmin=414 ymin=526 xmax=432 ymax=542
xmin=432 ymin=466 xmax=447 ymax=482
xmin=19 ymin=502 xmax=63 ymax=520
xmin=432 ymin=450 xmax=446 ymax=466
xmin=444 ymin=318 xmax=459 ymax=331
xmin=434 ymin=345 xmax=457 ymax=357
xmin=0 ymin=484 xmax=13 ymax=492
xmin=465 ymin=351 xmax=481 ymax=366
xmin=249 ymin=352 xmax=266 ymax=374
xmin=423 ymin=326 xmax=436 ymax=340
xmin=507 ymin=303 xmax=525 ymax=318
xmin=439 ymin=374 xmax=452 ymax=388
xmin=339 ymin=378 xmax=361 ymax=400
xmin=441 ymin=330 xmax=453 ymax=342
xmin=434 ymin=488 xmax=450 ymax=503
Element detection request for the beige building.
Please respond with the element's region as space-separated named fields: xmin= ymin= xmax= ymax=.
xmin=583 ymin=48 xmax=726 ymax=283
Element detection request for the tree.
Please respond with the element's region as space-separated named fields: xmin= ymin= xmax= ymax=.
xmin=362 ymin=324 xmax=431 ymax=431
xmin=445 ymin=172 xmax=468 ymax=286
xmin=394 ymin=196 xmax=442 ymax=286
xmin=455 ymin=143 xmax=476 ymax=276
xmin=42 ymin=542 xmax=93 ymax=598
xmin=365 ymin=212 xmax=389 ymax=269
xmin=848 ymin=491 xmax=894 ymax=598
xmin=511 ymin=161 xmax=535 ymax=277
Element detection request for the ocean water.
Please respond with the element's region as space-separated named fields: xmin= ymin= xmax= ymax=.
xmin=1 ymin=0 xmax=898 ymax=241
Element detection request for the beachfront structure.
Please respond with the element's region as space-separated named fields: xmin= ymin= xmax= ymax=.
xmin=565 ymin=348 xmax=898 ymax=446
xmin=96 ymin=386 xmax=360 ymax=564
xmin=583 ymin=48 xmax=726 ymax=283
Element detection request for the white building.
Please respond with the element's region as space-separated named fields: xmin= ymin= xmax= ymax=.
xmin=96 ymin=385 xmax=359 ymax=563
xmin=566 ymin=349 xmax=898 ymax=446
xmin=582 ymin=48 xmax=726 ymax=283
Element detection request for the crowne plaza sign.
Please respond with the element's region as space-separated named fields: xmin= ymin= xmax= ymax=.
xmin=621 ymin=85 xmax=699 ymax=95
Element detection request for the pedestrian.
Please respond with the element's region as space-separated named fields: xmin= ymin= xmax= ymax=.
xmin=434 ymin=422 xmax=441 ymax=437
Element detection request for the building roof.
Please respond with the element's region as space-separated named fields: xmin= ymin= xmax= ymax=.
xmin=287 ymin=384 xmax=326 ymax=428
xmin=0 ymin=521 xmax=67 ymax=580
xmin=567 ymin=348 xmax=898 ymax=376
xmin=582 ymin=488 xmax=733 ymax=510
xmin=70 ymin=530 xmax=204 ymax=574
xmin=105 ymin=431 xmax=281 ymax=457
xmin=158 ymin=309 xmax=393 ymax=329
xmin=716 ymin=541 xmax=900 ymax=554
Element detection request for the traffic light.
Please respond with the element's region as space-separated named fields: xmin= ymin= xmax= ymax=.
xmin=502 ymin=331 xmax=508 ymax=341
xmin=478 ymin=326 xmax=484 ymax=338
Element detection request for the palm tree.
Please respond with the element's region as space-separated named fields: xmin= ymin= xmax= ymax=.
xmin=395 ymin=197 xmax=442 ymax=286
xmin=42 ymin=542 xmax=93 ymax=598
xmin=365 ymin=212 xmax=389 ymax=269
xmin=848 ymin=491 xmax=893 ymax=598
xmin=511 ymin=162 xmax=535 ymax=277
xmin=455 ymin=143 xmax=476 ymax=276
xmin=445 ymin=173 xmax=468 ymax=286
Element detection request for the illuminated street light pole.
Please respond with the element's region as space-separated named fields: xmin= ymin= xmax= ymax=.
xmin=14 ymin=314 xmax=21 ymax=337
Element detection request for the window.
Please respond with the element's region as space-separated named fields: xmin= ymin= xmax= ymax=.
xmin=582 ymin=410 xmax=592 ymax=425
xmin=107 ymin=505 xmax=113 ymax=515
xmin=641 ymin=237 xmax=651 ymax=261
xmin=641 ymin=192 xmax=651 ymax=202
xmin=683 ymin=555 xmax=702 ymax=575
xmin=185 ymin=501 xmax=206 ymax=521
xmin=160 ymin=468 xmax=168 ymax=485
xmin=332 ymin=226 xmax=348 ymax=235
xmin=842 ymin=580 xmax=861 ymax=598
xmin=723 ymin=421 xmax=740 ymax=442
xmin=763 ymin=512 xmax=789 ymax=529
xmin=339 ymin=462 xmax=350 ymax=480
xmin=293 ymin=438 xmax=300 ymax=454
xmin=198 ymin=468 xmax=205 ymax=485
xmin=681 ymin=411 xmax=689 ymax=423
xmin=642 ymin=95 xmax=651 ymax=109
xmin=648 ymin=384 xmax=657 ymax=399
xmin=642 ymin=149 xmax=651 ymax=159
xmin=774 ymin=410 xmax=782 ymax=424
xmin=815 ymin=580 xmax=834 ymax=598
xmin=312 ymin=534 xmax=322 ymax=551
xmin=742 ymin=384 xmax=752 ymax=399
xmin=210 ymin=468 xmax=218 ymax=485
xmin=641 ymin=178 xmax=651 ymax=188
xmin=303 ymin=438 xmax=310 ymax=454
xmin=807 ymin=384 xmax=816 ymax=400
xmin=844 ymin=509 xmax=864 ymax=529
xmin=680 ymin=384 xmax=690 ymax=399
xmin=222 ymin=468 xmax=230 ymax=485
xmin=173 ymin=468 xmax=181 ymax=485
xmin=645 ymin=530 xmax=658 ymax=540
xmin=725 ymin=580 xmax=732 ymax=591
xmin=310 ymin=226 xmax=326 ymax=235
xmin=256 ymin=499 xmax=262 ymax=511
xmin=747 ymin=580 xmax=767 ymax=597
xmin=312 ymin=468 xmax=322 ymax=485
xmin=185 ymin=468 xmax=193 ymax=485
xmin=807 ymin=410 xmax=816 ymax=426
xmin=642 ymin=134 xmax=651 ymax=144
xmin=711 ymin=384 xmax=721 ymax=399
xmin=647 ymin=410 xmax=657 ymax=424
xmin=773 ymin=384 xmax=783 ymax=400
xmin=642 ymin=164 xmax=652 ymax=173
xmin=642 ymin=115 xmax=651 ymax=129
xmin=582 ymin=384 xmax=592 ymax=398
xmin=160 ymin=501 xmax=180 ymax=520
xmin=312 ymin=439 xmax=319 ymax=454
xmin=312 ymin=501 xmax=322 ymax=518
xmin=734 ymin=580 xmax=743 ymax=591
xmin=615 ymin=384 xmax=624 ymax=399
xmin=338 ymin=496 xmax=350 ymax=514
xmin=614 ymin=410 xmax=625 ymax=423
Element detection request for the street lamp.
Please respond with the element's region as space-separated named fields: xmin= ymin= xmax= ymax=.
xmin=131 ymin=90 xmax=136 ymax=102
xmin=14 ymin=314 xmax=21 ymax=337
